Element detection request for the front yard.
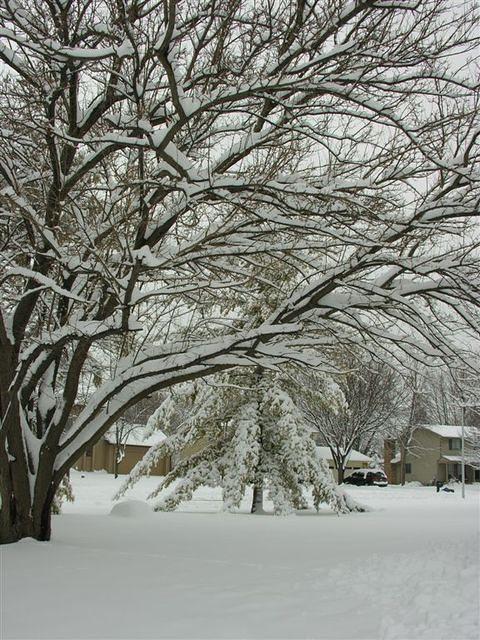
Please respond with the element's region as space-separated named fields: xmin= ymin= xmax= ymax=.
xmin=2 ymin=472 xmax=479 ymax=639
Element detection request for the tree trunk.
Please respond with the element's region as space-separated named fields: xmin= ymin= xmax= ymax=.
xmin=114 ymin=443 xmax=119 ymax=479
xmin=250 ymin=483 xmax=264 ymax=514
xmin=0 ymin=434 xmax=58 ymax=544
xmin=400 ymin=442 xmax=406 ymax=486
xmin=331 ymin=450 xmax=345 ymax=484
xmin=250 ymin=367 xmax=266 ymax=514
xmin=0 ymin=486 xmax=54 ymax=544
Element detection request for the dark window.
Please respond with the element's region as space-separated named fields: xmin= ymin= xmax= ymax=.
xmin=405 ymin=463 xmax=412 ymax=474
xmin=86 ymin=447 xmax=93 ymax=457
xmin=449 ymin=438 xmax=461 ymax=451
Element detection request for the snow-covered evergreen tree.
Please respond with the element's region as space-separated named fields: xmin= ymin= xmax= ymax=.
xmin=51 ymin=474 xmax=74 ymax=515
xmin=118 ymin=368 xmax=363 ymax=515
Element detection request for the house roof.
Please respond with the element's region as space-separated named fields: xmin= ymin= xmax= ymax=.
xmin=420 ymin=424 xmax=465 ymax=438
xmin=316 ymin=446 xmax=372 ymax=463
xmin=439 ymin=455 xmax=479 ymax=466
xmin=439 ymin=455 xmax=463 ymax=462
xmin=104 ymin=425 xmax=167 ymax=448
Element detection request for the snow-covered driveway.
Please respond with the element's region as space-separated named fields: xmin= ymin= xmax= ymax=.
xmin=2 ymin=473 xmax=478 ymax=639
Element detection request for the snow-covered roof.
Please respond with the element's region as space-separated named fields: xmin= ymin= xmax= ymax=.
xmin=440 ymin=455 xmax=463 ymax=463
xmin=421 ymin=424 xmax=465 ymax=438
xmin=104 ymin=425 xmax=167 ymax=448
xmin=316 ymin=446 xmax=372 ymax=463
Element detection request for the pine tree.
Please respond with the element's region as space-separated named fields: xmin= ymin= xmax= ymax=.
xmin=51 ymin=474 xmax=74 ymax=515
xmin=118 ymin=367 xmax=364 ymax=515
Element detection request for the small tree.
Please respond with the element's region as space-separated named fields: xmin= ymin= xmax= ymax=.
xmin=111 ymin=420 xmax=138 ymax=478
xmin=295 ymin=353 xmax=401 ymax=483
xmin=109 ymin=394 xmax=162 ymax=477
xmin=118 ymin=368 xmax=362 ymax=515
xmin=51 ymin=474 xmax=74 ymax=515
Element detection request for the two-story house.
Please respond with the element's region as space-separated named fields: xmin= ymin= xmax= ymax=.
xmin=384 ymin=424 xmax=480 ymax=485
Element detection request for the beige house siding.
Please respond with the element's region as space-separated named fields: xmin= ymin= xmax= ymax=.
xmin=75 ymin=439 xmax=109 ymax=473
xmin=176 ymin=436 xmax=209 ymax=461
xmin=404 ymin=428 xmax=442 ymax=485
xmin=75 ymin=439 xmax=171 ymax=476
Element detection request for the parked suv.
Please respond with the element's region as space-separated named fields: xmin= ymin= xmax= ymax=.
xmin=343 ymin=469 xmax=388 ymax=487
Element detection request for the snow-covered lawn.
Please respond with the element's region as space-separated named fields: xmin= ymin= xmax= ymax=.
xmin=2 ymin=472 xmax=479 ymax=640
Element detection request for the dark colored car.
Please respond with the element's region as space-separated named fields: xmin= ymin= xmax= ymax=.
xmin=343 ymin=469 xmax=388 ymax=487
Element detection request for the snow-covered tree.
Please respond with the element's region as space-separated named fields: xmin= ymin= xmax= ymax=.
xmin=419 ymin=367 xmax=480 ymax=431
xmin=294 ymin=352 xmax=403 ymax=483
xmin=118 ymin=368 xmax=361 ymax=515
xmin=110 ymin=394 xmax=163 ymax=477
xmin=51 ymin=474 xmax=74 ymax=515
xmin=1 ymin=0 xmax=479 ymax=541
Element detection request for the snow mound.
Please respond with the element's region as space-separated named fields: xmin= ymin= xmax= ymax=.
xmin=110 ymin=500 xmax=153 ymax=518
xmin=341 ymin=491 xmax=370 ymax=513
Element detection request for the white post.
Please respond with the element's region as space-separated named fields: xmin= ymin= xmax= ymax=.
xmin=461 ymin=405 xmax=465 ymax=499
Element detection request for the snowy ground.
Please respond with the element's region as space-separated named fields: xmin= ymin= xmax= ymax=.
xmin=2 ymin=472 xmax=479 ymax=640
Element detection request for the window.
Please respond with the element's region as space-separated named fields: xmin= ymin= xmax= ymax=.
xmin=448 ymin=438 xmax=461 ymax=451
xmin=405 ymin=463 xmax=412 ymax=474
xmin=85 ymin=447 xmax=93 ymax=458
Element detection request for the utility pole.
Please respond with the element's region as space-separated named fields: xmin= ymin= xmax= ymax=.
xmin=461 ymin=404 xmax=466 ymax=499
xmin=451 ymin=370 xmax=468 ymax=500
